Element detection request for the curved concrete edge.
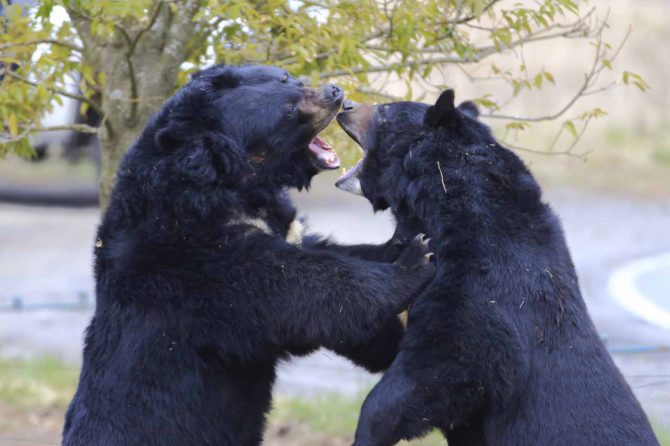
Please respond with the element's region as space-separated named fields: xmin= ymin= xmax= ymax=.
xmin=608 ymin=252 xmax=670 ymax=331
xmin=0 ymin=185 xmax=98 ymax=208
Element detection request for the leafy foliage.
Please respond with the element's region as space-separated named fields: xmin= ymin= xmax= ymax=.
xmin=0 ymin=0 xmax=646 ymax=166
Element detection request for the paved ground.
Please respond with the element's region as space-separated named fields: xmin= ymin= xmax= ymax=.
xmin=0 ymin=174 xmax=669 ymax=423
xmin=641 ymin=264 xmax=670 ymax=313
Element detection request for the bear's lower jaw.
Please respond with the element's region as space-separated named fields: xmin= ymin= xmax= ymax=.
xmin=335 ymin=159 xmax=363 ymax=196
xmin=308 ymin=134 xmax=340 ymax=170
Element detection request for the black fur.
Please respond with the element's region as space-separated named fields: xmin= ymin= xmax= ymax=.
xmin=338 ymin=90 xmax=659 ymax=446
xmin=61 ymin=65 xmax=434 ymax=446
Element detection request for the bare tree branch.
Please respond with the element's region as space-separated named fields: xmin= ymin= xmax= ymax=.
xmin=319 ymin=6 xmax=596 ymax=78
xmin=0 ymin=123 xmax=35 ymax=144
xmin=321 ymin=24 xmax=588 ymax=79
xmin=3 ymin=70 xmax=103 ymax=115
xmin=481 ymin=22 xmax=629 ymax=123
xmin=482 ymin=76 xmax=590 ymax=123
xmin=447 ymin=0 xmax=502 ymax=24
xmin=128 ymin=1 xmax=165 ymax=56
xmin=501 ymin=137 xmax=591 ymax=158
xmin=0 ymin=39 xmax=83 ymax=53
xmin=360 ymin=0 xmax=501 ymax=44
xmin=158 ymin=1 xmax=203 ymax=71
xmin=274 ymin=0 xmax=493 ymax=65
xmin=105 ymin=21 xmax=141 ymax=125
xmin=1 ymin=123 xmax=97 ymax=145
xmin=33 ymin=124 xmax=98 ymax=133
xmin=355 ymin=86 xmax=403 ymax=101
xmin=65 ymin=8 xmax=142 ymax=124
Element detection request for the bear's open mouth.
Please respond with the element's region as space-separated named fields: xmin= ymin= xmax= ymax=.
xmin=308 ymin=134 xmax=340 ymax=170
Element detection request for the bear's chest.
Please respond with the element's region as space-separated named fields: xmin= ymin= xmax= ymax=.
xmin=228 ymin=214 xmax=303 ymax=245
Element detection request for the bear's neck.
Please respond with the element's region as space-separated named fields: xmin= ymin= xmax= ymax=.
xmin=103 ymin=176 xmax=296 ymax=244
xmin=392 ymin=154 xmax=557 ymax=268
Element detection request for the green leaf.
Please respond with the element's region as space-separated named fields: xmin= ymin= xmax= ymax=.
xmin=590 ymin=108 xmax=608 ymax=119
xmin=473 ymin=95 xmax=500 ymax=111
xmin=563 ymin=120 xmax=577 ymax=138
xmin=556 ymin=0 xmax=580 ymax=15
xmin=543 ymin=71 xmax=555 ymax=84
xmin=622 ymin=71 xmax=651 ymax=91
xmin=505 ymin=121 xmax=531 ymax=131
xmin=8 ymin=114 xmax=18 ymax=137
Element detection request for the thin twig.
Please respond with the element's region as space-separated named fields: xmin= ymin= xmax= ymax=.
xmin=437 ymin=161 xmax=448 ymax=194
xmin=32 ymin=124 xmax=98 ymax=133
xmin=501 ymin=140 xmax=591 ymax=159
xmin=320 ymin=26 xmax=589 ymax=79
xmin=1 ymin=123 xmax=98 ymax=144
xmin=481 ymin=19 xmax=624 ymax=124
xmin=0 ymin=39 xmax=83 ymax=53
xmin=355 ymin=86 xmax=403 ymax=101
xmin=481 ymin=74 xmax=590 ymax=122
xmin=447 ymin=0 xmax=502 ymax=24
xmin=128 ymin=1 xmax=164 ymax=56
xmin=3 ymin=70 xmax=102 ymax=114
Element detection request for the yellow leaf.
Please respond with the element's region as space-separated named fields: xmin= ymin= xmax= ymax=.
xmin=8 ymin=114 xmax=18 ymax=136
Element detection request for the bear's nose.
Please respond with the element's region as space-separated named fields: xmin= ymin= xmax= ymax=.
xmin=343 ymin=99 xmax=356 ymax=111
xmin=325 ymin=84 xmax=343 ymax=101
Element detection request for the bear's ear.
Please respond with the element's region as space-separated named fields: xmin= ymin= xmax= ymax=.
xmin=154 ymin=127 xmax=183 ymax=152
xmin=209 ymin=133 xmax=250 ymax=184
xmin=211 ymin=66 xmax=241 ymax=89
xmin=190 ymin=64 xmax=240 ymax=89
xmin=457 ymin=100 xmax=480 ymax=119
xmin=190 ymin=63 xmax=225 ymax=82
xmin=424 ymin=89 xmax=456 ymax=128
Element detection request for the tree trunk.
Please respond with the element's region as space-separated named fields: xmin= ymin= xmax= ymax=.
xmin=67 ymin=1 xmax=203 ymax=212
xmin=98 ymin=121 xmax=143 ymax=211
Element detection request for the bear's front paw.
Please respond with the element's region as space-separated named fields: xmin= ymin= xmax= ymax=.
xmin=396 ymin=233 xmax=433 ymax=271
xmin=390 ymin=234 xmax=435 ymax=312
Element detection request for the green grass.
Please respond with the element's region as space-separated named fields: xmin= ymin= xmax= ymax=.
xmin=0 ymin=356 xmax=79 ymax=410
xmin=0 ymin=355 xmax=667 ymax=446
xmin=653 ymin=421 xmax=670 ymax=446
xmin=270 ymin=392 xmax=446 ymax=445
xmin=271 ymin=391 xmax=670 ymax=446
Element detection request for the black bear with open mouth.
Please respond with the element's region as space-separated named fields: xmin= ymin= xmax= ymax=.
xmin=336 ymin=90 xmax=658 ymax=446
xmin=62 ymin=65 xmax=434 ymax=446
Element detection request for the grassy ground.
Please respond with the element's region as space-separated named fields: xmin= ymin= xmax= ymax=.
xmin=0 ymin=356 xmax=79 ymax=443
xmin=0 ymin=356 xmax=445 ymax=445
xmin=271 ymin=393 xmax=446 ymax=445
xmin=0 ymin=356 xmax=668 ymax=445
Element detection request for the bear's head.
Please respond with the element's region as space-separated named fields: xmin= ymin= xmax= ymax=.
xmin=108 ymin=64 xmax=347 ymax=225
xmin=135 ymin=64 xmax=344 ymax=191
xmin=335 ymin=89 xmax=495 ymax=211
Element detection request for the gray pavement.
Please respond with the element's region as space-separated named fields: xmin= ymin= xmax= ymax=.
xmin=0 ymin=175 xmax=669 ymax=422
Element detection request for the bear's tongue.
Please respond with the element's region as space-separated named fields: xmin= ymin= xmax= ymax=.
xmin=309 ymin=135 xmax=340 ymax=170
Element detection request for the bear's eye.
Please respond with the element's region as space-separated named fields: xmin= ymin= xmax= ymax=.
xmin=287 ymin=104 xmax=297 ymax=117
xmin=280 ymin=73 xmax=289 ymax=83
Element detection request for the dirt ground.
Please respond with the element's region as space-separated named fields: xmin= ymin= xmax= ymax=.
xmin=0 ymin=403 xmax=352 ymax=446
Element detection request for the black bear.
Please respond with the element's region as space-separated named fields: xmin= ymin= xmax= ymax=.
xmin=336 ymin=91 xmax=659 ymax=446
xmin=62 ymin=64 xmax=434 ymax=446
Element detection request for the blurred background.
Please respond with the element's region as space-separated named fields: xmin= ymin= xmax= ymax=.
xmin=0 ymin=0 xmax=668 ymax=444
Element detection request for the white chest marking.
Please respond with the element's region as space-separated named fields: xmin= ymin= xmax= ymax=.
xmin=229 ymin=215 xmax=303 ymax=245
